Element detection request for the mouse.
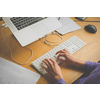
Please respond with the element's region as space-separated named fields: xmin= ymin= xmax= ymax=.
xmin=84 ymin=24 xmax=97 ymax=33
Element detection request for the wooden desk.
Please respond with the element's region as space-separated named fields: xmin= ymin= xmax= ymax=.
xmin=0 ymin=17 xmax=100 ymax=84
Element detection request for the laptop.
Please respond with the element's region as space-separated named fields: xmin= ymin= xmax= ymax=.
xmin=3 ymin=17 xmax=62 ymax=47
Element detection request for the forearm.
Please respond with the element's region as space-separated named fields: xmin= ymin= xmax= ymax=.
xmin=72 ymin=59 xmax=85 ymax=69
xmin=72 ymin=59 xmax=100 ymax=72
xmin=85 ymin=61 xmax=100 ymax=72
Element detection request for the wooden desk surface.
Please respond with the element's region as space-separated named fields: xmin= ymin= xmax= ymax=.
xmin=0 ymin=17 xmax=100 ymax=84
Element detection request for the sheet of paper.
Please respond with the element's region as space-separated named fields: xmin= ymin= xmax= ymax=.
xmin=56 ymin=17 xmax=81 ymax=35
xmin=0 ymin=57 xmax=41 ymax=84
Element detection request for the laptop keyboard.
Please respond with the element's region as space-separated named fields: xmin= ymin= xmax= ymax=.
xmin=10 ymin=17 xmax=47 ymax=30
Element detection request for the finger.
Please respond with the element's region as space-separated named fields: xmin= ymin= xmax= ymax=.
xmin=45 ymin=59 xmax=53 ymax=67
xmin=48 ymin=59 xmax=56 ymax=73
xmin=49 ymin=58 xmax=59 ymax=67
xmin=57 ymin=53 xmax=66 ymax=61
xmin=61 ymin=49 xmax=66 ymax=51
xmin=49 ymin=58 xmax=55 ymax=62
xmin=49 ymin=58 xmax=56 ymax=65
xmin=42 ymin=59 xmax=50 ymax=67
xmin=63 ymin=49 xmax=71 ymax=54
xmin=56 ymin=49 xmax=66 ymax=55
xmin=43 ymin=59 xmax=54 ymax=70
xmin=42 ymin=65 xmax=48 ymax=71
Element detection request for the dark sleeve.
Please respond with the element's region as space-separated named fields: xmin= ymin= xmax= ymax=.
xmin=85 ymin=61 xmax=100 ymax=72
xmin=55 ymin=78 xmax=66 ymax=84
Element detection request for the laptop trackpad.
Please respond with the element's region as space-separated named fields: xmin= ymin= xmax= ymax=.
xmin=31 ymin=23 xmax=49 ymax=36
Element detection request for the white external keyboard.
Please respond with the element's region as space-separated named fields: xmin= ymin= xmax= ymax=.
xmin=32 ymin=36 xmax=86 ymax=75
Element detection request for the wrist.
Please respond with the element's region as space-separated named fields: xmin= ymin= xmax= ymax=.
xmin=55 ymin=75 xmax=63 ymax=82
xmin=73 ymin=59 xmax=85 ymax=68
xmin=55 ymin=78 xmax=66 ymax=84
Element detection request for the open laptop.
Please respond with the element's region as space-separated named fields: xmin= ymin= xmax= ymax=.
xmin=3 ymin=17 xmax=62 ymax=47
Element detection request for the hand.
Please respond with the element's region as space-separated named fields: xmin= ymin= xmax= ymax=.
xmin=56 ymin=49 xmax=85 ymax=68
xmin=56 ymin=49 xmax=77 ymax=66
xmin=42 ymin=58 xmax=63 ymax=82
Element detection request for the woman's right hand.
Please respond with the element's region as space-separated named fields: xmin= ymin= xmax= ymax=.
xmin=56 ymin=49 xmax=85 ymax=68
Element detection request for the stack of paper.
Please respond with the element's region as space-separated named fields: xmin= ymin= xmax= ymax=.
xmin=0 ymin=57 xmax=41 ymax=84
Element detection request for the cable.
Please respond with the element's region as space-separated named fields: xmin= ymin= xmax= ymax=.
xmin=43 ymin=32 xmax=63 ymax=47
xmin=1 ymin=26 xmax=33 ymax=65
xmin=0 ymin=23 xmax=7 ymax=27
xmin=45 ymin=32 xmax=61 ymax=43
xmin=74 ymin=20 xmax=100 ymax=22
